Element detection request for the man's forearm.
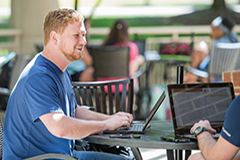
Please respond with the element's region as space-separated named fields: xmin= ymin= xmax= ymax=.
xmin=40 ymin=112 xmax=108 ymax=139
xmin=197 ymin=132 xmax=217 ymax=159
xmin=75 ymin=106 xmax=110 ymax=120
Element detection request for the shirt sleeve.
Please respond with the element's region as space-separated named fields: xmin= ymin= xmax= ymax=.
xmin=24 ymin=73 xmax=63 ymax=122
xmin=221 ymin=96 xmax=240 ymax=147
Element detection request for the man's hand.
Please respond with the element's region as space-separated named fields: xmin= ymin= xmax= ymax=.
xmin=190 ymin=120 xmax=217 ymax=135
xmin=113 ymin=112 xmax=133 ymax=125
xmin=104 ymin=112 xmax=133 ymax=131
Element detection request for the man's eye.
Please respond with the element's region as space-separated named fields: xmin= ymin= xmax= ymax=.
xmin=74 ymin=34 xmax=79 ymax=37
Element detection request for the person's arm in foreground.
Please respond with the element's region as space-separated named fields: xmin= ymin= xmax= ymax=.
xmin=190 ymin=120 xmax=240 ymax=160
xmin=39 ymin=105 xmax=133 ymax=140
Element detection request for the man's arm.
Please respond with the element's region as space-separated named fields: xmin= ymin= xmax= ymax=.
xmin=39 ymin=110 xmax=132 ymax=140
xmin=191 ymin=120 xmax=239 ymax=160
xmin=75 ymin=105 xmax=133 ymax=122
xmin=75 ymin=105 xmax=133 ymax=130
xmin=75 ymin=105 xmax=110 ymax=121
xmin=196 ymin=133 xmax=239 ymax=160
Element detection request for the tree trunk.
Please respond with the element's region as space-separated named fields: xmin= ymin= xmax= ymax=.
xmin=75 ymin=0 xmax=78 ymax=10
xmin=211 ymin=0 xmax=226 ymax=9
xmin=144 ymin=0 xmax=151 ymax=5
xmin=122 ymin=0 xmax=240 ymax=25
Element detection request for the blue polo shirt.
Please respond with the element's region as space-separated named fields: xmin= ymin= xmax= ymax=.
xmin=221 ymin=95 xmax=240 ymax=147
xmin=3 ymin=54 xmax=77 ymax=159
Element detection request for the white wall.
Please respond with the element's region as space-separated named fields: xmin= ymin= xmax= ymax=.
xmin=10 ymin=0 xmax=59 ymax=55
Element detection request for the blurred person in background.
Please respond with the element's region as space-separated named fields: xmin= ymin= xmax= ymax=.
xmin=102 ymin=19 xmax=145 ymax=80
xmin=184 ymin=16 xmax=239 ymax=83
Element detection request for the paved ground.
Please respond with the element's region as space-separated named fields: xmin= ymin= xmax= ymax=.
xmin=140 ymin=148 xmax=168 ymax=160
xmin=140 ymin=148 xmax=200 ymax=160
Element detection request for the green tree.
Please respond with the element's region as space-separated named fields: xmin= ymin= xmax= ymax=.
xmin=161 ymin=0 xmax=240 ymax=25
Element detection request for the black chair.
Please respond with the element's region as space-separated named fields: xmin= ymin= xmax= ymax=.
xmin=0 ymin=117 xmax=77 ymax=160
xmin=88 ymin=45 xmax=130 ymax=79
xmin=87 ymin=45 xmax=149 ymax=119
xmin=72 ymin=78 xmax=134 ymax=115
xmin=208 ymin=42 xmax=240 ymax=82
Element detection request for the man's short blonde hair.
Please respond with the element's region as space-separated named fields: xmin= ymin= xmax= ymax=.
xmin=43 ymin=8 xmax=84 ymax=46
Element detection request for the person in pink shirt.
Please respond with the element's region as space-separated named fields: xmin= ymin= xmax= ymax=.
xmin=102 ymin=19 xmax=145 ymax=79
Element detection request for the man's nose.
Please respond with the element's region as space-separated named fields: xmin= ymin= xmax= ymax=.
xmin=80 ymin=37 xmax=87 ymax=45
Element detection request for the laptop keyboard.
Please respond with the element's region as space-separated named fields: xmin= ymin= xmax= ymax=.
xmin=117 ymin=124 xmax=143 ymax=131
xmin=131 ymin=124 xmax=143 ymax=131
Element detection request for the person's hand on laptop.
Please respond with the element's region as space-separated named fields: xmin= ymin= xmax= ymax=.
xmin=190 ymin=120 xmax=217 ymax=135
xmin=114 ymin=112 xmax=133 ymax=124
xmin=104 ymin=112 xmax=133 ymax=131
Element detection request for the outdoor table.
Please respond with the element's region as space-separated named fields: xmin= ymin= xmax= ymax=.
xmin=84 ymin=120 xmax=198 ymax=160
xmin=144 ymin=51 xmax=191 ymax=86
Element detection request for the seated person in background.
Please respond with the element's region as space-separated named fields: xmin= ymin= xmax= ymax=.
xmin=2 ymin=8 xmax=132 ymax=160
xmin=188 ymin=95 xmax=240 ymax=160
xmin=67 ymin=18 xmax=94 ymax=82
xmin=102 ymin=19 xmax=145 ymax=80
xmin=184 ymin=16 xmax=239 ymax=83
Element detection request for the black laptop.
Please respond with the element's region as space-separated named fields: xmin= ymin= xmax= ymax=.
xmin=167 ymin=82 xmax=235 ymax=139
xmin=103 ymin=90 xmax=166 ymax=134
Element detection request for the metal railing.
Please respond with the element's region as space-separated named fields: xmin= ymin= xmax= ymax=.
xmin=89 ymin=25 xmax=240 ymax=48
xmin=0 ymin=29 xmax=21 ymax=55
xmin=1 ymin=25 xmax=240 ymax=56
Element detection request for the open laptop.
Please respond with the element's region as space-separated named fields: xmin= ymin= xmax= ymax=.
xmin=167 ymin=82 xmax=235 ymax=140
xmin=103 ymin=90 xmax=166 ymax=134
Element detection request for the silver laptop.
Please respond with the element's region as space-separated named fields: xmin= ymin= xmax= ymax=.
xmin=167 ymin=82 xmax=235 ymax=140
xmin=103 ymin=90 xmax=166 ymax=134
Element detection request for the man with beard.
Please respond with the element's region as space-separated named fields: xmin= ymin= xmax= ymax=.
xmin=2 ymin=8 xmax=132 ymax=160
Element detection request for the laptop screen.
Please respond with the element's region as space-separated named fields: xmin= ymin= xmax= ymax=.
xmin=142 ymin=90 xmax=166 ymax=130
xmin=167 ymin=82 xmax=235 ymax=134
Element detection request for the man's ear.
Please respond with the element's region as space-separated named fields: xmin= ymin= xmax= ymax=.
xmin=50 ymin=31 xmax=59 ymax=45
